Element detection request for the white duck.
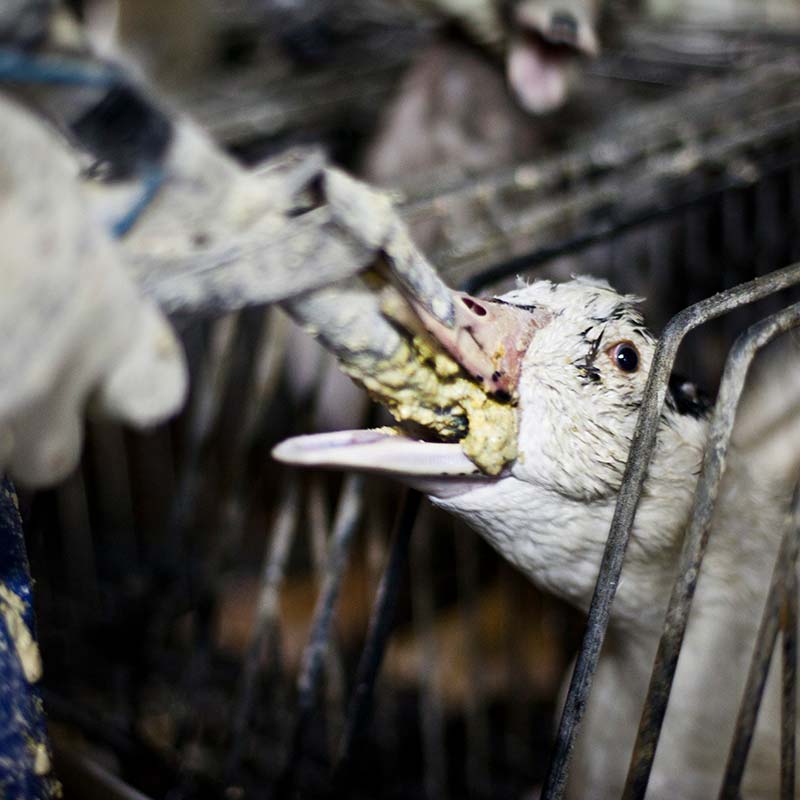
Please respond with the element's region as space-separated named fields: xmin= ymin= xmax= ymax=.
xmin=275 ymin=276 xmax=798 ymax=799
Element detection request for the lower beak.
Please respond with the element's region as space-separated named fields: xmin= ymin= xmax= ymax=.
xmin=273 ymin=429 xmax=481 ymax=477
xmin=272 ymin=429 xmax=504 ymax=502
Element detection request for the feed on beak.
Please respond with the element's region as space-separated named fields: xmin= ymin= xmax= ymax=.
xmin=338 ymin=329 xmax=516 ymax=476
xmin=334 ymin=286 xmax=529 ymax=476
xmin=281 ymin=277 xmax=545 ymax=477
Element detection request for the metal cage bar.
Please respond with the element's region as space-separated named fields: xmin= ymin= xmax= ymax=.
xmin=279 ymin=473 xmax=365 ymax=787
xmin=718 ymin=489 xmax=800 ymax=798
xmin=780 ymin=541 xmax=798 ymax=800
xmin=623 ymin=300 xmax=800 ymax=798
xmin=226 ymin=472 xmax=301 ymax=779
xmin=333 ymin=489 xmax=422 ymax=787
xmin=540 ymin=261 xmax=800 ymax=800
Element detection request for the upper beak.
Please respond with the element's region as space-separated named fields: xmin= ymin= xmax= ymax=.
xmin=407 ymin=290 xmax=550 ymax=399
xmin=515 ymin=3 xmax=600 ymax=57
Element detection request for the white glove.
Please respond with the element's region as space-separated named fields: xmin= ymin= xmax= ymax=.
xmin=0 ymin=96 xmax=187 ymax=486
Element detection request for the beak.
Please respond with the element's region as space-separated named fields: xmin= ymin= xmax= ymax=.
xmin=274 ymin=291 xmax=550 ymax=483
xmin=514 ymin=2 xmax=600 ymax=56
xmin=272 ymin=429 xmax=496 ymax=498
xmin=407 ymin=291 xmax=550 ymax=399
xmin=273 ymin=429 xmax=481 ymax=477
xmin=507 ymin=1 xmax=599 ymax=114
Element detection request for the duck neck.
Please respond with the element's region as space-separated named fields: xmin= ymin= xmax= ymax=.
xmin=431 ymin=473 xmax=693 ymax=640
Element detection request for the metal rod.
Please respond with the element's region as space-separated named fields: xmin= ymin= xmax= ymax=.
xmin=780 ymin=555 xmax=797 ymax=800
xmin=159 ymin=316 xmax=237 ymax=571
xmin=306 ymin=474 xmax=346 ymax=760
xmin=280 ymin=473 xmax=365 ymax=783
xmin=623 ymin=302 xmax=800 ymax=799
xmin=333 ymin=489 xmax=422 ymax=787
xmin=718 ymin=490 xmax=800 ymax=799
xmin=364 ymin=497 xmax=400 ymax=771
xmin=541 ymin=261 xmax=800 ymax=800
xmin=225 ymin=472 xmax=301 ymax=781
xmin=411 ymin=505 xmax=447 ymax=800
xmin=457 ymin=529 xmax=491 ymax=797
xmin=463 ymin=160 xmax=800 ymax=298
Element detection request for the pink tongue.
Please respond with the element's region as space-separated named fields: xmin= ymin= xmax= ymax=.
xmin=508 ymin=39 xmax=569 ymax=114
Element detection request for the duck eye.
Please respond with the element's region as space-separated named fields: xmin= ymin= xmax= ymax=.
xmin=610 ymin=342 xmax=639 ymax=373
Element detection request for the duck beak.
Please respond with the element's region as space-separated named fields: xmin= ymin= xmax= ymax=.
xmin=507 ymin=0 xmax=599 ymax=114
xmin=274 ymin=290 xmax=550 ymax=486
xmin=272 ymin=428 xmax=501 ymax=500
xmin=514 ymin=1 xmax=600 ymax=56
xmin=406 ymin=290 xmax=549 ymax=400
xmin=273 ymin=429 xmax=482 ymax=478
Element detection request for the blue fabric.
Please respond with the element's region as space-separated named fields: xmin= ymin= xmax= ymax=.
xmin=0 ymin=48 xmax=115 ymax=86
xmin=110 ymin=166 xmax=166 ymax=238
xmin=0 ymin=478 xmax=59 ymax=798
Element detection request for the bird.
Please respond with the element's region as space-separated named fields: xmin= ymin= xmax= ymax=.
xmin=363 ymin=0 xmax=607 ymax=191
xmin=275 ymin=275 xmax=800 ymax=798
xmin=404 ymin=0 xmax=602 ymax=114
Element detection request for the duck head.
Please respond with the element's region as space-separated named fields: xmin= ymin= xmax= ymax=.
xmin=275 ymin=277 xmax=708 ymax=609
xmin=504 ymin=0 xmax=601 ymax=113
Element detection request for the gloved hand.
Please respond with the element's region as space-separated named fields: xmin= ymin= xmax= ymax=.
xmin=0 ymin=96 xmax=187 ymax=486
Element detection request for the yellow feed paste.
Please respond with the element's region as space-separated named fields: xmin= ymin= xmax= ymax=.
xmin=342 ymin=333 xmax=517 ymax=476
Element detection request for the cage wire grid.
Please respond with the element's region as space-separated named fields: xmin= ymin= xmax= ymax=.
xmin=17 ymin=33 xmax=800 ymax=800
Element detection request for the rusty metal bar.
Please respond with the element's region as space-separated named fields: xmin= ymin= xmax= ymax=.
xmin=411 ymin=505 xmax=447 ymax=800
xmin=541 ymin=261 xmax=800 ymax=800
xmin=623 ymin=301 xmax=800 ymax=799
xmin=280 ymin=473 xmax=365 ymax=782
xmin=225 ymin=472 xmax=301 ymax=781
xmin=718 ymin=489 xmax=800 ymax=799
xmin=333 ymin=489 xmax=422 ymax=788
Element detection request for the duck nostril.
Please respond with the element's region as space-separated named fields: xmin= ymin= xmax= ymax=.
xmin=461 ymin=297 xmax=488 ymax=316
xmin=549 ymin=10 xmax=579 ymax=42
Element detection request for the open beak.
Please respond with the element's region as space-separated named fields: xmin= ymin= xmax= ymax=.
xmin=274 ymin=290 xmax=549 ymax=484
xmin=507 ymin=1 xmax=599 ymax=114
